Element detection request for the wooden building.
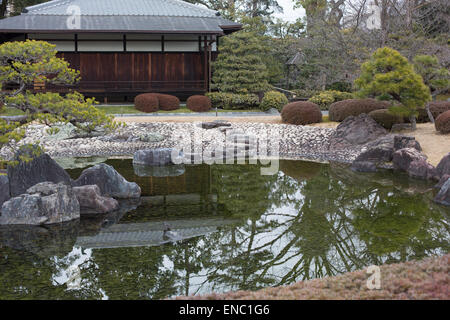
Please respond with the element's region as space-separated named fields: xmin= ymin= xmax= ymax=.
xmin=0 ymin=0 xmax=241 ymax=100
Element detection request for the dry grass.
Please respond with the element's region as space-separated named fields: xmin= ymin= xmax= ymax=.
xmin=174 ymin=254 xmax=449 ymax=300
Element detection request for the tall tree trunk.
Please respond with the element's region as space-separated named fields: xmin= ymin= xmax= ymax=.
xmin=409 ymin=114 xmax=417 ymax=131
xmin=0 ymin=0 xmax=8 ymax=19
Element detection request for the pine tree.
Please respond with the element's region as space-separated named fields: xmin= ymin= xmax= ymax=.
xmin=0 ymin=40 xmax=118 ymax=162
xmin=354 ymin=47 xmax=431 ymax=130
xmin=212 ymin=23 xmax=270 ymax=94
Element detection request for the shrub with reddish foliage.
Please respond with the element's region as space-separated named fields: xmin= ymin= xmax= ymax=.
xmin=435 ymin=110 xmax=450 ymax=134
xmin=281 ymin=101 xmax=322 ymax=125
xmin=156 ymin=93 xmax=180 ymax=111
xmin=429 ymin=101 xmax=450 ymax=120
xmin=329 ymin=99 xmax=390 ymax=122
xmin=186 ymin=95 xmax=211 ymax=112
xmin=134 ymin=93 xmax=159 ymax=113
xmin=368 ymin=109 xmax=404 ymax=129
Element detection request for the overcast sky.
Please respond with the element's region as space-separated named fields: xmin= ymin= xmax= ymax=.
xmin=273 ymin=0 xmax=306 ymax=22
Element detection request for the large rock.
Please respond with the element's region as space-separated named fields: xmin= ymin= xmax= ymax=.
xmin=434 ymin=178 xmax=450 ymax=206
xmin=7 ymin=152 xmax=72 ymax=197
xmin=332 ymin=114 xmax=388 ymax=145
xmin=394 ymin=135 xmax=422 ymax=152
xmin=0 ymin=175 xmax=10 ymax=209
xmin=392 ymin=148 xmax=439 ymax=181
xmin=351 ymin=135 xmax=394 ymax=172
xmin=73 ymin=185 xmax=119 ymax=214
xmin=72 ymin=163 xmax=141 ymax=199
xmin=133 ymin=148 xmax=182 ymax=166
xmin=392 ymin=148 xmax=428 ymax=172
xmin=44 ymin=123 xmax=77 ymax=141
xmin=436 ymin=153 xmax=450 ymax=178
xmin=407 ymin=160 xmax=439 ymax=181
xmin=0 ymin=182 xmax=80 ymax=225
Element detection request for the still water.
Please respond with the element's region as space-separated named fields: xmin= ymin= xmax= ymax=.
xmin=0 ymin=159 xmax=448 ymax=299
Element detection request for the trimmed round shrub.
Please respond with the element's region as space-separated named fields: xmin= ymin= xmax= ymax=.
xmin=281 ymin=101 xmax=322 ymax=125
xmin=155 ymin=93 xmax=180 ymax=111
xmin=134 ymin=93 xmax=159 ymax=113
xmin=205 ymin=92 xmax=259 ymax=110
xmin=260 ymin=91 xmax=288 ymax=111
xmin=435 ymin=110 xmax=450 ymax=134
xmin=368 ymin=109 xmax=404 ymax=129
xmin=329 ymin=98 xmax=391 ymax=122
xmin=430 ymin=101 xmax=450 ymax=120
xmin=186 ymin=95 xmax=211 ymax=112
xmin=308 ymin=90 xmax=354 ymax=110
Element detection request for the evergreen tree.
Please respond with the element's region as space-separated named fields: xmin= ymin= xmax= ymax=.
xmin=0 ymin=40 xmax=118 ymax=162
xmin=354 ymin=47 xmax=431 ymax=130
xmin=212 ymin=18 xmax=270 ymax=94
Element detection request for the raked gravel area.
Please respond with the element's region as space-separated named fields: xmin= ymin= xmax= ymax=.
xmin=0 ymin=121 xmax=363 ymax=164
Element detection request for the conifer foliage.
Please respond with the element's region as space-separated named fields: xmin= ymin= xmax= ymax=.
xmin=355 ymin=47 xmax=431 ymax=130
xmin=212 ymin=29 xmax=270 ymax=94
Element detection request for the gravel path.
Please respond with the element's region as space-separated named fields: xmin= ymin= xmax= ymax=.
xmin=0 ymin=121 xmax=363 ymax=164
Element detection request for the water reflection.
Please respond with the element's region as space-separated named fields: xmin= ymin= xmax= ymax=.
xmin=0 ymin=159 xmax=448 ymax=299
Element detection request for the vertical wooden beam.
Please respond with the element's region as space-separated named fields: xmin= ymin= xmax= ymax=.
xmin=161 ymin=35 xmax=165 ymax=52
xmin=123 ymin=34 xmax=127 ymax=52
xmin=74 ymin=33 xmax=78 ymax=52
xmin=203 ymin=36 xmax=208 ymax=91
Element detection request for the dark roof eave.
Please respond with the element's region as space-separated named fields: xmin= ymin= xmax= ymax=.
xmin=0 ymin=29 xmax=225 ymax=35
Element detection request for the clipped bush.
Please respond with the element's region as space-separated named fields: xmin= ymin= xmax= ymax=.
xmin=134 ymin=93 xmax=159 ymax=113
xmin=329 ymin=98 xmax=391 ymax=122
xmin=435 ymin=110 xmax=450 ymax=134
xmin=281 ymin=101 xmax=322 ymax=125
xmin=368 ymin=109 xmax=404 ymax=129
xmin=308 ymin=90 xmax=354 ymax=110
xmin=186 ymin=95 xmax=211 ymax=112
xmin=260 ymin=91 xmax=288 ymax=111
xmin=429 ymin=101 xmax=450 ymax=120
xmin=205 ymin=92 xmax=260 ymax=110
xmin=155 ymin=93 xmax=180 ymax=111
xmin=292 ymin=89 xmax=320 ymax=99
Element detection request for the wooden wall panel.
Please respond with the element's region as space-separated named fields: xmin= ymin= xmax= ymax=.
xmin=56 ymin=52 xmax=207 ymax=93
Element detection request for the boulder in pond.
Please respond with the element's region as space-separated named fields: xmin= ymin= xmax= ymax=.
xmin=73 ymin=185 xmax=119 ymax=214
xmin=394 ymin=135 xmax=422 ymax=152
xmin=392 ymin=148 xmax=428 ymax=172
xmin=7 ymin=148 xmax=71 ymax=197
xmin=0 ymin=182 xmax=80 ymax=225
xmin=0 ymin=175 xmax=10 ymax=209
xmin=332 ymin=114 xmax=387 ymax=146
xmin=434 ymin=177 xmax=450 ymax=206
xmin=435 ymin=174 xmax=450 ymax=189
xmin=133 ymin=148 xmax=183 ymax=166
xmin=72 ymin=163 xmax=141 ymax=199
xmin=407 ymin=160 xmax=439 ymax=181
xmin=436 ymin=153 xmax=450 ymax=178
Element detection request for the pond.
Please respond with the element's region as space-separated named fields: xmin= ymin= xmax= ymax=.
xmin=0 ymin=159 xmax=449 ymax=299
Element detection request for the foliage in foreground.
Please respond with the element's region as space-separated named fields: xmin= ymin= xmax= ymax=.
xmin=0 ymin=40 xmax=119 ymax=159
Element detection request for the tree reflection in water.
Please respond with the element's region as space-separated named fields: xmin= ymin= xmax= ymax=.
xmin=0 ymin=160 xmax=448 ymax=299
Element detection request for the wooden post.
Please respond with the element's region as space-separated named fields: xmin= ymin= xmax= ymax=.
xmin=204 ymin=36 xmax=208 ymax=92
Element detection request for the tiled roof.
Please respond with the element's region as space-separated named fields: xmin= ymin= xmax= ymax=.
xmin=0 ymin=0 xmax=241 ymax=34
xmin=26 ymin=0 xmax=217 ymax=17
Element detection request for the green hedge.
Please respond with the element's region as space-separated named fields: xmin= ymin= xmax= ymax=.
xmin=205 ymin=92 xmax=260 ymax=110
xmin=260 ymin=91 xmax=288 ymax=111
xmin=308 ymin=90 xmax=354 ymax=110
